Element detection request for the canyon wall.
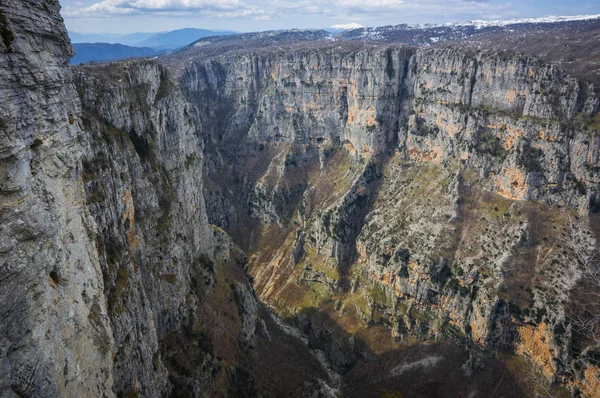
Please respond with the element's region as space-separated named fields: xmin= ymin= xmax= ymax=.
xmin=180 ymin=44 xmax=600 ymax=395
xmin=0 ymin=0 xmax=114 ymax=395
xmin=0 ymin=2 xmax=333 ymax=397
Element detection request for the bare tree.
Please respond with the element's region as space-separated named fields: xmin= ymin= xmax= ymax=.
xmin=522 ymin=363 xmax=555 ymax=398
xmin=565 ymin=218 xmax=600 ymax=347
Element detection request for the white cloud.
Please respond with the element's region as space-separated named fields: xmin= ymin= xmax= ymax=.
xmin=64 ymin=0 xmax=516 ymax=23
xmin=331 ymin=23 xmax=364 ymax=30
xmin=66 ymin=0 xmax=249 ymax=17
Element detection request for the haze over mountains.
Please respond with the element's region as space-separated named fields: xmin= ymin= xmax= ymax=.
xmin=69 ymin=28 xmax=236 ymax=49
xmin=68 ymin=28 xmax=237 ymax=64
xmin=71 ymin=43 xmax=163 ymax=65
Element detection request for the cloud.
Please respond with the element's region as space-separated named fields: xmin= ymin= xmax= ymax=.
xmin=66 ymin=0 xmax=251 ymax=17
xmin=64 ymin=0 xmax=516 ymax=22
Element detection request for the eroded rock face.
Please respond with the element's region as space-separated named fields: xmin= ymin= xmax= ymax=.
xmin=74 ymin=59 xmax=218 ymax=396
xmin=0 ymin=1 xmax=114 ymax=396
xmin=0 ymin=2 xmax=291 ymax=397
xmin=178 ymin=44 xmax=600 ymax=394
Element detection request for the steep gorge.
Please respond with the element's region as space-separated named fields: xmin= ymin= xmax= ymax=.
xmin=177 ymin=44 xmax=600 ymax=396
xmin=2 ymin=0 xmax=600 ymax=397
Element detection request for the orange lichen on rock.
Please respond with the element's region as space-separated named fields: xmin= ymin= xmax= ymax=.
xmin=488 ymin=123 xmax=524 ymax=149
xmin=515 ymin=322 xmax=556 ymax=380
xmin=347 ymin=109 xmax=356 ymax=124
xmin=344 ymin=140 xmax=358 ymax=156
xmin=571 ymin=364 xmax=600 ymax=398
xmin=347 ymin=105 xmax=377 ymax=129
xmin=505 ymin=89 xmax=520 ymax=104
xmin=366 ymin=109 xmax=377 ymax=127
xmin=496 ymin=166 xmax=528 ymax=200
xmin=469 ymin=313 xmax=489 ymax=346
xmin=121 ymin=188 xmax=139 ymax=249
xmin=436 ymin=111 xmax=460 ymax=136
xmin=270 ymin=64 xmax=280 ymax=82
xmin=537 ymin=129 xmax=559 ymax=142
xmin=408 ymin=140 xmax=443 ymax=164
xmin=301 ymin=100 xmax=321 ymax=112
xmin=407 ymin=261 xmax=431 ymax=282
xmin=485 ymin=69 xmax=494 ymax=84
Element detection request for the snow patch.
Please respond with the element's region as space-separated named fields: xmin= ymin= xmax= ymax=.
xmin=332 ymin=23 xmax=364 ymax=31
xmin=448 ymin=13 xmax=600 ymax=29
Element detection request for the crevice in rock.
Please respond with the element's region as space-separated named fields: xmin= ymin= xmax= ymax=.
xmin=467 ymin=56 xmax=478 ymax=109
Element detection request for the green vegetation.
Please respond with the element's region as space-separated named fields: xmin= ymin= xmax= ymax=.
xmin=122 ymin=389 xmax=141 ymax=398
xmin=368 ymin=282 xmax=389 ymax=305
xmin=298 ymin=283 xmax=331 ymax=311
xmin=574 ymin=178 xmax=587 ymax=195
xmin=108 ymin=265 xmax=130 ymax=315
xmin=304 ymin=245 xmax=340 ymax=280
xmin=344 ymin=291 xmax=371 ymax=319
xmin=380 ymin=390 xmax=402 ymax=398
xmin=517 ymin=142 xmax=543 ymax=172
xmin=398 ymin=266 xmax=409 ymax=278
xmin=159 ymin=274 xmax=178 ymax=284
xmin=477 ymin=133 xmax=507 ymax=159
xmin=30 ymin=138 xmax=43 ymax=150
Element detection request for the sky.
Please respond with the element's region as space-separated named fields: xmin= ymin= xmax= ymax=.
xmin=60 ymin=0 xmax=600 ymax=34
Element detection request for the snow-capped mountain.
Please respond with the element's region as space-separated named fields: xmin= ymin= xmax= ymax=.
xmin=448 ymin=13 xmax=600 ymax=29
xmin=337 ymin=13 xmax=600 ymax=46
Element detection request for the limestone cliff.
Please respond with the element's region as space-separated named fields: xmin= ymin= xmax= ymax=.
xmin=0 ymin=1 xmax=332 ymax=397
xmin=178 ymin=45 xmax=600 ymax=395
xmin=0 ymin=1 xmax=114 ymax=396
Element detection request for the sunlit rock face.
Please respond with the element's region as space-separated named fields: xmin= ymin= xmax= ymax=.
xmin=178 ymin=41 xmax=600 ymax=395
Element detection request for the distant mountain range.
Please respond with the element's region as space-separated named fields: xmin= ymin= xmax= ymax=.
xmin=69 ymin=14 xmax=600 ymax=67
xmin=136 ymin=28 xmax=236 ymax=49
xmin=68 ymin=28 xmax=237 ymax=65
xmin=68 ymin=28 xmax=236 ymax=50
xmin=68 ymin=31 xmax=156 ymax=46
xmin=70 ymin=43 xmax=165 ymax=65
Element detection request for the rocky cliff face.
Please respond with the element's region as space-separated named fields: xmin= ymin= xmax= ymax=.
xmin=0 ymin=2 xmax=334 ymax=397
xmin=0 ymin=1 xmax=114 ymax=396
xmin=178 ymin=44 xmax=600 ymax=395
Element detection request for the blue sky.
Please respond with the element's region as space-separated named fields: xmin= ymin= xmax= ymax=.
xmin=60 ymin=0 xmax=600 ymax=34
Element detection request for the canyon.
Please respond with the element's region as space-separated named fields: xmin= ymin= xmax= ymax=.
xmin=1 ymin=0 xmax=600 ymax=397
